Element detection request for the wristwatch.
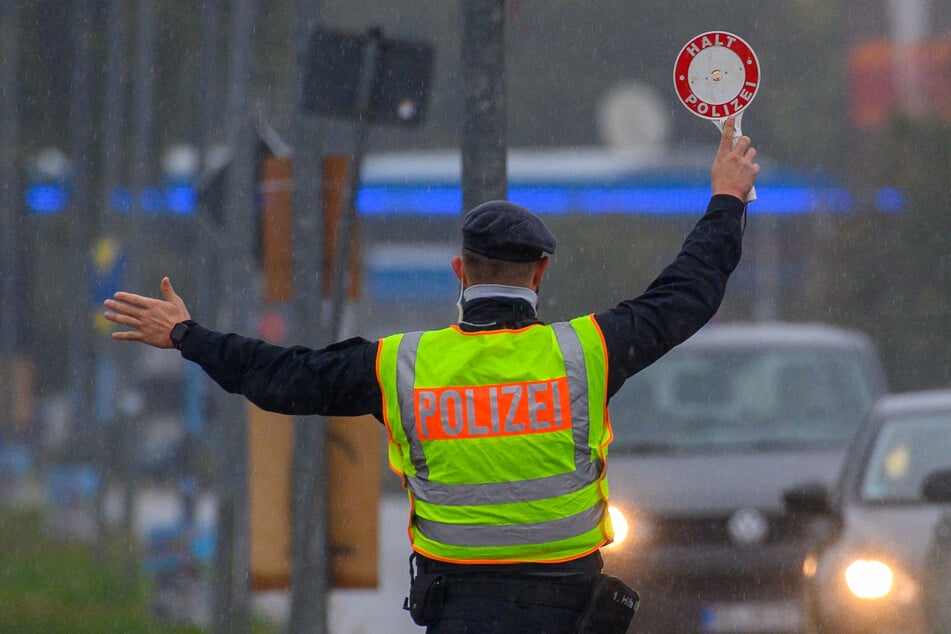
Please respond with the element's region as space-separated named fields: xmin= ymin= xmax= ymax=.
xmin=169 ymin=320 xmax=197 ymax=350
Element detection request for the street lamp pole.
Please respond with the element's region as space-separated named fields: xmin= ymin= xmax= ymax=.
xmin=461 ymin=0 xmax=508 ymax=212
xmin=287 ymin=3 xmax=331 ymax=634
xmin=66 ymin=0 xmax=95 ymax=467
xmin=212 ymin=1 xmax=257 ymax=632
xmin=94 ymin=0 xmax=129 ymax=555
xmin=0 ymin=0 xmax=20 ymax=433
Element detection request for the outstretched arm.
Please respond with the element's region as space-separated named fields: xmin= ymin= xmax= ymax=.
xmin=103 ymin=276 xmax=191 ymax=348
xmin=103 ymin=276 xmax=384 ymax=418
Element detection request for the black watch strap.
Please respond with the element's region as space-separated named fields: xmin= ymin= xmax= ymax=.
xmin=170 ymin=320 xmax=197 ymax=350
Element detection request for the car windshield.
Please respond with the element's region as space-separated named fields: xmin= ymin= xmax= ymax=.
xmin=608 ymin=345 xmax=879 ymax=452
xmin=860 ymin=414 xmax=951 ymax=503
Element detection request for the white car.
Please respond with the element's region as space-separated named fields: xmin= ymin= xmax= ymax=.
xmin=787 ymin=390 xmax=951 ymax=634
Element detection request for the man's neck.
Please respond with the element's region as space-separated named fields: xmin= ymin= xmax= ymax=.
xmin=462 ymin=284 xmax=538 ymax=310
xmin=457 ymin=284 xmax=541 ymax=330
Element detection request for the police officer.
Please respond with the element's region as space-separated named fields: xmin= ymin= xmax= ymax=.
xmin=104 ymin=117 xmax=758 ymax=632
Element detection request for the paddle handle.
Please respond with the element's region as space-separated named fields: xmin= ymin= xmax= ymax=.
xmin=714 ymin=113 xmax=757 ymax=203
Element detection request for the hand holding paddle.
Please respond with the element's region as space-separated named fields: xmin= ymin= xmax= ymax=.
xmin=674 ymin=31 xmax=761 ymax=202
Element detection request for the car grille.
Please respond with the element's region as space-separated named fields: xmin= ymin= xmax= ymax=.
xmin=650 ymin=513 xmax=806 ymax=548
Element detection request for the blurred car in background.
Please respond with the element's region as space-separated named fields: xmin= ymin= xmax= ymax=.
xmin=785 ymin=389 xmax=951 ymax=634
xmin=600 ymin=322 xmax=887 ymax=633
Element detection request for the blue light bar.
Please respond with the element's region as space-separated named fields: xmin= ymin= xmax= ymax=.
xmin=358 ymin=186 xmax=461 ymax=215
xmin=110 ymin=186 xmax=135 ymax=213
xmin=874 ymin=187 xmax=905 ymax=213
xmin=25 ymin=184 xmax=69 ymax=214
xmin=356 ymin=184 xmax=854 ymax=216
xmin=141 ymin=187 xmax=164 ymax=214
xmin=165 ymin=185 xmax=197 ymax=214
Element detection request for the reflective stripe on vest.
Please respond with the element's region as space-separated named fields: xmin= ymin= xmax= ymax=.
xmin=377 ymin=315 xmax=613 ymax=563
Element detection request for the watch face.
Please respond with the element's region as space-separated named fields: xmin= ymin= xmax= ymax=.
xmin=171 ymin=323 xmax=188 ymax=348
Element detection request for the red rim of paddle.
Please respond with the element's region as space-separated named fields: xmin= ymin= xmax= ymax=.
xmin=673 ymin=31 xmax=760 ymax=121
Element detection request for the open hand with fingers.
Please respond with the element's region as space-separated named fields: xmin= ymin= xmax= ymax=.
xmin=103 ymin=276 xmax=191 ymax=348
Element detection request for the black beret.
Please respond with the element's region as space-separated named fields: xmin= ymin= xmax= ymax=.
xmin=461 ymin=200 xmax=557 ymax=262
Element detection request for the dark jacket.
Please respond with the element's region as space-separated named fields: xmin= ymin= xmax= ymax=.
xmin=179 ymin=194 xmax=743 ymax=416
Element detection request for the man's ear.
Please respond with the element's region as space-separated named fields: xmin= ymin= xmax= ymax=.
xmin=532 ymin=258 xmax=550 ymax=290
xmin=451 ymin=256 xmax=466 ymax=284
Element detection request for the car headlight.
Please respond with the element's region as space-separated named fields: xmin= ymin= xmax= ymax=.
xmin=803 ymin=552 xmax=818 ymax=579
xmin=608 ymin=506 xmax=630 ymax=545
xmin=844 ymin=559 xmax=893 ymax=599
xmin=812 ymin=546 xmax=922 ymax=627
xmin=604 ymin=505 xmax=654 ymax=549
xmin=818 ymin=550 xmax=919 ymax=608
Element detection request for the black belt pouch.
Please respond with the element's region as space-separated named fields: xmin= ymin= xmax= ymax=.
xmin=405 ymin=572 xmax=447 ymax=626
xmin=576 ymin=573 xmax=640 ymax=634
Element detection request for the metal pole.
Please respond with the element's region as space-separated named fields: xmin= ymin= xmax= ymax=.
xmin=66 ymin=0 xmax=95 ymax=474
xmin=197 ymin=0 xmax=222 ymax=319
xmin=0 ymin=0 xmax=20 ymax=433
xmin=289 ymin=22 xmax=383 ymax=634
xmin=197 ymin=1 xmax=230 ymax=627
xmin=886 ymin=0 xmax=930 ymax=116
xmin=130 ymin=0 xmax=156 ymax=290
xmin=326 ymin=29 xmax=381 ymax=343
xmin=178 ymin=0 xmax=222 ymax=555
xmin=100 ymin=0 xmax=128 ymax=318
xmin=94 ymin=0 xmax=129 ymax=553
xmin=212 ymin=1 xmax=257 ymax=632
xmin=461 ymin=0 xmax=507 ymax=212
xmin=288 ymin=2 xmax=330 ymax=632
xmin=752 ymin=214 xmax=779 ymax=321
xmin=290 ymin=29 xmax=383 ymax=634
xmin=120 ymin=0 xmax=157 ymax=574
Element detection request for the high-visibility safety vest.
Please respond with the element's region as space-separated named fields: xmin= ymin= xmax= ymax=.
xmin=376 ymin=315 xmax=615 ymax=564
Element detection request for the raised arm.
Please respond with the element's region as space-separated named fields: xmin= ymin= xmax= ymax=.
xmin=595 ymin=117 xmax=759 ymax=398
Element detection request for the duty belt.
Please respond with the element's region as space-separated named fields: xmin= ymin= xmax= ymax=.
xmin=440 ymin=574 xmax=592 ymax=611
xmin=404 ymin=554 xmax=598 ymax=626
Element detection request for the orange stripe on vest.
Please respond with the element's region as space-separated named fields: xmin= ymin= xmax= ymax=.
xmin=414 ymin=378 xmax=572 ymax=440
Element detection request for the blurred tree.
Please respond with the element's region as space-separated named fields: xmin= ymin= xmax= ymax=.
xmin=823 ymin=116 xmax=951 ymax=390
